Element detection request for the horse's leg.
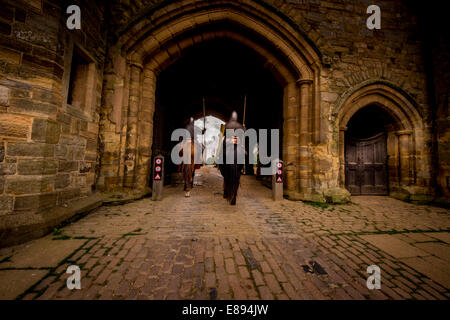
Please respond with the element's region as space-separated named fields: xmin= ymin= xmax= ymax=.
xmin=223 ymin=182 xmax=228 ymax=199
xmin=182 ymin=164 xmax=187 ymax=191
xmin=230 ymin=165 xmax=242 ymax=205
xmin=230 ymin=176 xmax=238 ymax=205
xmin=230 ymin=190 xmax=237 ymax=205
xmin=183 ymin=164 xmax=192 ymax=197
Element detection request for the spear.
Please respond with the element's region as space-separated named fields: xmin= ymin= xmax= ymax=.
xmin=243 ymin=94 xmax=247 ymax=129
xmin=242 ymin=94 xmax=247 ymax=174
xmin=202 ymin=97 xmax=206 ymax=165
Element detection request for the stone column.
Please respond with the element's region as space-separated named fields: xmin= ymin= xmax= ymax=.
xmin=297 ymin=79 xmax=313 ymax=196
xmin=97 ymin=53 xmax=126 ymax=191
xmin=283 ymin=81 xmax=299 ymax=192
xmin=134 ymin=67 xmax=157 ymax=191
xmin=123 ymin=62 xmax=143 ymax=188
xmin=339 ymin=126 xmax=347 ymax=187
xmin=396 ymin=130 xmax=412 ymax=186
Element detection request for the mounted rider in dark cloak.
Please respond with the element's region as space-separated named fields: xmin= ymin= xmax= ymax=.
xmin=218 ymin=111 xmax=246 ymax=205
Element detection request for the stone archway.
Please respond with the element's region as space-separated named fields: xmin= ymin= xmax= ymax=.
xmin=96 ymin=0 xmax=323 ymax=200
xmin=336 ymin=82 xmax=432 ymax=200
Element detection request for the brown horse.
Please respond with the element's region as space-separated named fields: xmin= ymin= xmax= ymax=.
xmin=179 ymin=139 xmax=202 ymax=197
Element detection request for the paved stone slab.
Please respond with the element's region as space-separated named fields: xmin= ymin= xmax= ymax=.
xmin=400 ymin=256 xmax=450 ymax=289
xmin=405 ymin=233 xmax=436 ymax=242
xmin=414 ymin=242 xmax=450 ymax=262
xmin=0 ymin=238 xmax=86 ymax=268
xmin=359 ymin=234 xmax=429 ymax=259
xmin=424 ymin=232 xmax=450 ymax=244
xmin=0 ymin=270 xmax=48 ymax=299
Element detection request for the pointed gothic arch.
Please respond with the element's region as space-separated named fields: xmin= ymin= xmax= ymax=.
xmin=336 ymin=82 xmax=432 ymax=197
xmin=97 ymin=0 xmax=324 ymax=199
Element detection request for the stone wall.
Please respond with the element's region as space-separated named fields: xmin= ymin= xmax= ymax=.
xmin=0 ymin=0 xmax=448 ymax=246
xmin=427 ymin=6 xmax=450 ymax=202
xmin=0 ymin=0 xmax=107 ymax=245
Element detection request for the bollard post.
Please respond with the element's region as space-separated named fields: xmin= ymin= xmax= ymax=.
xmin=152 ymin=155 xmax=164 ymax=201
xmin=272 ymin=159 xmax=283 ymax=201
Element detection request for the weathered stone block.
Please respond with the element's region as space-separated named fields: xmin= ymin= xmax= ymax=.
xmin=56 ymin=112 xmax=71 ymax=125
xmin=66 ymin=105 xmax=89 ymax=121
xmin=55 ymin=173 xmax=70 ymax=189
xmin=79 ymin=162 xmax=93 ymax=173
xmin=22 ymin=54 xmax=63 ymax=79
xmin=59 ymin=160 xmax=78 ymax=172
xmin=0 ymin=86 xmax=9 ymax=106
xmin=59 ymin=135 xmax=86 ymax=147
xmin=6 ymin=177 xmax=54 ymax=195
xmin=14 ymin=193 xmax=57 ymax=211
xmin=32 ymin=88 xmax=60 ymax=105
xmin=0 ymin=36 xmax=32 ymax=56
xmin=31 ymin=118 xmax=60 ymax=144
xmin=10 ymin=87 xmax=31 ymax=99
xmin=0 ymin=196 xmax=13 ymax=213
xmin=79 ymin=120 xmax=88 ymax=132
xmin=409 ymin=193 xmax=434 ymax=204
xmin=0 ymin=46 xmax=21 ymax=64
xmin=13 ymin=23 xmax=58 ymax=52
xmin=323 ymin=187 xmax=351 ymax=204
xmin=0 ymin=163 xmax=16 ymax=175
xmin=9 ymin=98 xmax=57 ymax=116
xmin=84 ymin=153 xmax=97 ymax=161
xmin=72 ymin=148 xmax=84 ymax=160
xmin=0 ymin=114 xmax=31 ymax=139
xmin=0 ymin=144 xmax=4 ymax=162
xmin=7 ymin=142 xmax=54 ymax=157
xmin=321 ymin=92 xmax=339 ymax=102
xmin=57 ymin=188 xmax=81 ymax=205
xmin=76 ymin=175 xmax=86 ymax=187
xmin=86 ymin=139 xmax=97 ymax=151
xmin=0 ymin=177 xmax=4 ymax=193
xmin=18 ymin=159 xmax=57 ymax=175
xmin=61 ymin=123 xmax=70 ymax=134
xmin=104 ymin=176 xmax=120 ymax=189
xmin=390 ymin=188 xmax=410 ymax=201
xmin=55 ymin=145 xmax=67 ymax=158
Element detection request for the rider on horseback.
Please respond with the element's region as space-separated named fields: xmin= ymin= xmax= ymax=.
xmin=179 ymin=118 xmax=202 ymax=197
xmin=218 ymin=111 xmax=246 ymax=205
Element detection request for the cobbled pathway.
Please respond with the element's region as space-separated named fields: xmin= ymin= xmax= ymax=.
xmin=2 ymin=166 xmax=449 ymax=300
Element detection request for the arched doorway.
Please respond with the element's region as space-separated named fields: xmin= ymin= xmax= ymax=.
xmin=337 ymin=82 xmax=431 ymax=199
xmin=344 ymin=105 xmax=393 ymax=195
xmin=97 ymin=0 xmax=322 ymax=200
xmin=152 ymin=38 xmax=284 ymax=183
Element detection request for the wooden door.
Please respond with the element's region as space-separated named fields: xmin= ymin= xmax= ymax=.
xmin=345 ymin=133 xmax=388 ymax=195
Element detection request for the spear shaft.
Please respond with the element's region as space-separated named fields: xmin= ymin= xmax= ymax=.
xmin=242 ymin=94 xmax=247 ymax=174
xmin=243 ymin=94 xmax=247 ymax=129
xmin=202 ymin=97 xmax=206 ymax=165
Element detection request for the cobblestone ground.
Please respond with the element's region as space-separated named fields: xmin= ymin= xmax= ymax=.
xmin=1 ymin=166 xmax=449 ymax=300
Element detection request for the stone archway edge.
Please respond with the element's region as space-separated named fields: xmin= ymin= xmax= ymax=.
xmin=335 ymin=81 xmax=432 ymax=201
